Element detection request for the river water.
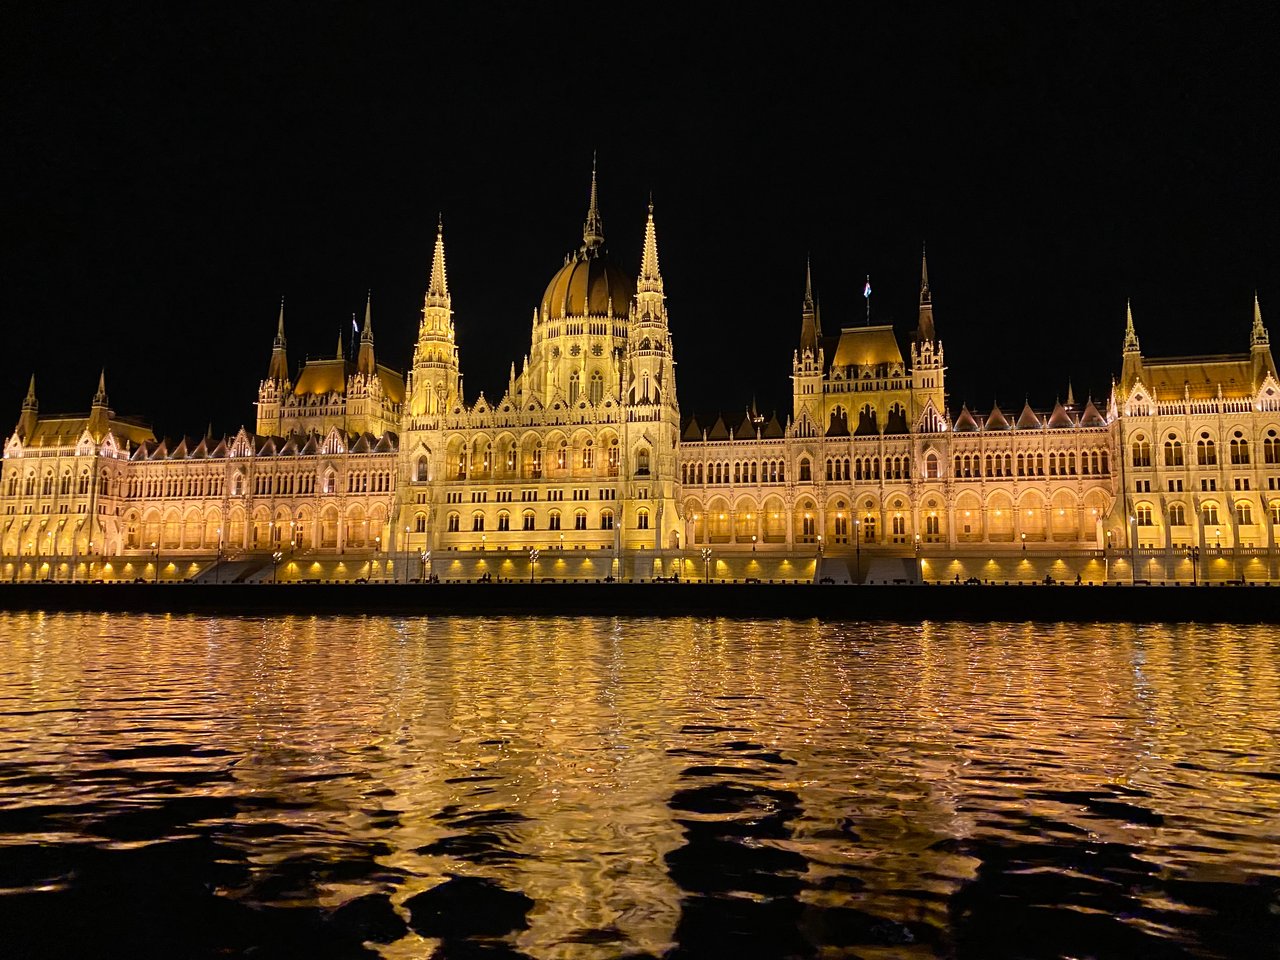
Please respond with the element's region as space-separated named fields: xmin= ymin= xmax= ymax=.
xmin=0 ymin=613 xmax=1277 ymax=959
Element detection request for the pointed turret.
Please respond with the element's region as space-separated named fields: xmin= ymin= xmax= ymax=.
xmin=357 ymin=291 xmax=376 ymax=375
xmin=411 ymin=217 xmax=460 ymax=416
xmin=582 ymin=154 xmax=604 ymax=253
xmin=1251 ymin=291 xmax=1278 ymax=387
xmin=337 ymin=328 xmax=346 ymax=360
xmin=426 ymin=217 xmax=449 ymax=307
xmin=1066 ymin=379 xmax=1076 ymax=408
xmin=87 ymin=369 xmax=111 ymax=439
xmin=799 ymin=260 xmax=820 ymax=357
xmin=1120 ymin=299 xmax=1145 ymax=397
xmin=267 ymin=299 xmax=289 ymax=382
xmin=1123 ymin=298 xmax=1140 ymax=353
xmin=17 ymin=373 xmax=38 ymax=441
xmin=915 ymin=244 xmax=936 ymax=343
xmin=637 ymin=199 xmax=662 ymax=294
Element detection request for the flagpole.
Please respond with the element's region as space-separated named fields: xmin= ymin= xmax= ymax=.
xmin=864 ymin=274 xmax=871 ymax=326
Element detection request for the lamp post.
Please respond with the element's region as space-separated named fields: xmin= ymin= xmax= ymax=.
xmin=374 ymin=535 xmax=381 ymax=582
xmin=751 ymin=534 xmax=757 ymax=554
xmin=152 ymin=541 xmax=159 ymax=584
xmin=914 ymin=532 xmax=921 ymax=581
xmin=1020 ymin=531 xmax=1026 ymax=552
xmin=854 ymin=518 xmax=862 ymax=584
xmin=271 ymin=550 xmax=283 ymax=583
xmin=1129 ymin=515 xmax=1138 ymax=584
xmin=701 ymin=546 xmax=712 ymax=582
xmin=1185 ymin=544 xmax=1200 ymax=586
xmin=403 ymin=526 xmax=410 ymax=584
xmin=529 ymin=546 xmax=539 ymax=583
xmin=87 ymin=540 xmax=94 ymax=581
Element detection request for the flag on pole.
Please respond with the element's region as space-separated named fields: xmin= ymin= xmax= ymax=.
xmin=352 ymin=314 xmax=359 ymax=334
xmin=863 ymin=277 xmax=871 ymax=299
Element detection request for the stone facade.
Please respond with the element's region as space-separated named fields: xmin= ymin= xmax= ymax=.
xmin=4 ymin=171 xmax=1278 ymax=583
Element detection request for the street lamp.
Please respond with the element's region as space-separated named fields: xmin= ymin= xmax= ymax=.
xmin=1020 ymin=531 xmax=1026 ymax=552
xmin=271 ymin=550 xmax=283 ymax=583
xmin=701 ymin=546 xmax=713 ymax=582
xmin=87 ymin=540 xmax=94 ymax=581
xmin=529 ymin=546 xmax=539 ymax=583
xmin=152 ymin=541 xmax=159 ymax=584
xmin=854 ymin=518 xmax=862 ymax=584
xmin=1184 ymin=544 xmax=1200 ymax=586
xmin=751 ymin=534 xmax=757 ymax=553
xmin=1129 ymin=515 xmax=1138 ymax=584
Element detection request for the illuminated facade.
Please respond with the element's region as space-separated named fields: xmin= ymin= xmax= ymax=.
xmin=3 ymin=170 xmax=1278 ymax=583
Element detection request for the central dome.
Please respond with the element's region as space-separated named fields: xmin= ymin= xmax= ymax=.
xmin=541 ymin=252 xmax=634 ymax=321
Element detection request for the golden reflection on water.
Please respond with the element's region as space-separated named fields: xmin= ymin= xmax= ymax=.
xmin=1 ymin=613 xmax=1279 ymax=958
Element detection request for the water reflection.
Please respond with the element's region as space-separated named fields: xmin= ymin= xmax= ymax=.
xmin=0 ymin=613 xmax=1278 ymax=958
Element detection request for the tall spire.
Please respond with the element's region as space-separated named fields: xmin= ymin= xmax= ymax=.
xmin=1123 ymin=298 xmax=1141 ymax=353
xmin=920 ymin=243 xmax=931 ymax=305
xmin=799 ymin=263 xmax=820 ymax=356
xmin=426 ymin=216 xmax=449 ymax=305
xmin=915 ymin=244 xmax=936 ymax=343
xmin=23 ymin=373 xmax=36 ymax=410
xmin=267 ymin=299 xmax=289 ymax=382
xmin=93 ymin=369 xmax=107 ymax=407
xmin=1066 ymin=379 xmax=1076 ymax=408
xmin=337 ymin=327 xmax=346 ymax=360
xmin=637 ymin=199 xmax=662 ymax=295
xmin=357 ymin=291 xmax=376 ymax=375
xmin=582 ymin=153 xmax=604 ymax=252
xmin=1253 ymin=290 xmax=1269 ymax=346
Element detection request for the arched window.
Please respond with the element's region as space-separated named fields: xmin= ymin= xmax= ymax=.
xmin=414 ymin=512 xmax=427 ymax=533
xmin=1135 ymin=504 xmax=1153 ymax=526
xmin=636 ymin=447 xmax=650 ymax=476
xmin=548 ymin=510 xmax=561 ymax=530
xmin=1198 ymin=434 xmax=1217 ymax=465
xmin=1202 ymin=502 xmax=1219 ymax=526
xmin=1236 ymin=501 xmax=1253 ymax=525
xmin=497 ymin=511 xmax=510 ymax=531
xmin=637 ymin=507 xmax=650 ymax=530
xmin=582 ymin=439 xmax=594 ymax=469
xmin=532 ymin=442 xmax=544 ymax=477
xmin=557 ymin=440 xmax=568 ymax=471
xmin=863 ymin=513 xmax=876 ymax=541
xmin=1164 ymin=435 xmax=1184 ymax=466
xmin=1132 ymin=438 xmax=1151 ymax=467
xmin=1168 ymin=503 xmax=1186 ymax=526
xmin=608 ymin=438 xmax=619 ymax=476
xmin=799 ymin=458 xmax=811 ymax=482
xmin=416 ymin=456 xmax=429 ymax=482
xmin=446 ymin=512 xmax=460 ymax=532
xmin=589 ymin=370 xmax=604 ymax=405
xmin=506 ymin=442 xmax=517 ymax=472
xmin=1230 ymin=432 xmax=1250 ymax=465
xmin=522 ymin=510 xmax=536 ymax=531
xmin=1264 ymin=430 xmax=1279 ymax=464
xmin=574 ymin=509 xmax=587 ymax=530
xmin=59 ymin=473 xmax=70 ymax=495
xmin=482 ymin=443 xmax=493 ymax=473
xmin=569 ymin=371 xmax=581 ymax=405
xmin=925 ymin=453 xmax=939 ymax=479
xmin=235 ymin=473 xmax=246 ymax=496
xmin=472 ymin=512 xmax=485 ymax=531
xmin=600 ymin=509 xmax=614 ymax=530
xmin=41 ymin=473 xmax=52 ymax=496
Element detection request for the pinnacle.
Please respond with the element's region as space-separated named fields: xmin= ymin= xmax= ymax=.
xmin=920 ymin=243 xmax=931 ymax=305
xmin=363 ymin=290 xmax=373 ymax=337
xmin=582 ymin=154 xmax=604 ymax=251
xmin=638 ymin=201 xmax=661 ymax=286
xmin=427 ymin=219 xmax=450 ymax=301
xmin=803 ymin=258 xmax=814 ymax=312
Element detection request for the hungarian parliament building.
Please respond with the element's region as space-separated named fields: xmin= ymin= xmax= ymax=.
xmin=5 ymin=171 xmax=1280 ymax=584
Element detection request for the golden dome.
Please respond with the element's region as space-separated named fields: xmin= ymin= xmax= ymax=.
xmin=541 ymin=252 xmax=634 ymax=321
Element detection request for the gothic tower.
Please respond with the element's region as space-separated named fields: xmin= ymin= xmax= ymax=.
xmin=255 ymin=300 xmax=289 ymax=436
xmin=409 ymin=220 xmax=461 ymax=418
xmin=791 ymin=261 xmax=824 ymax=436
xmin=623 ymin=202 xmax=683 ymax=554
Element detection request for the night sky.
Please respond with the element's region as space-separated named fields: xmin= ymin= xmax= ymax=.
xmin=4 ymin=4 xmax=1277 ymax=438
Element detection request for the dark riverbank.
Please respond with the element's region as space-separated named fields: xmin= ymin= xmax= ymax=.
xmin=0 ymin=580 xmax=1276 ymax=622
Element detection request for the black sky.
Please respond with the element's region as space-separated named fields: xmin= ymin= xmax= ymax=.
xmin=3 ymin=3 xmax=1278 ymax=437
